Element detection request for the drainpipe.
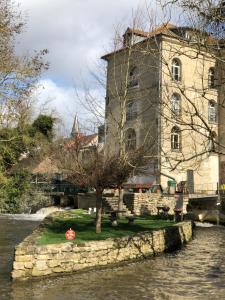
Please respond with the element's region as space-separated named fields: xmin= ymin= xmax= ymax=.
xmin=158 ymin=37 xmax=174 ymax=187
xmin=158 ymin=36 xmax=162 ymax=185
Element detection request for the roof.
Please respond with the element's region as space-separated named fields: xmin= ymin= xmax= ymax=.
xmin=101 ymin=23 xmax=217 ymax=60
xmin=65 ymin=133 xmax=98 ymax=150
xmin=80 ymin=133 xmax=98 ymax=147
xmin=12 ymin=134 xmax=99 ymax=174
xmin=101 ymin=23 xmax=177 ymax=60
xmin=124 ymin=23 xmax=177 ymax=37
xmin=148 ymin=23 xmax=177 ymax=37
xmin=124 ymin=28 xmax=149 ymax=37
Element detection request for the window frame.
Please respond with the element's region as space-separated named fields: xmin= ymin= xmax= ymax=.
xmin=171 ymin=58 xmax=181 ymax=82
xmin=171 ymin=93 xmax=181 ymax=117
xmin=208 ymin=100 xmax=217 ymax=123
xmin=171 ymin=126 xmax=181 ymax=151
xmin=126 ymin=101 xmax=137 ymax=121
xmin=128 ymin=66 xmax=139 ymax=88
xmin=208 ymin=67 xmax=215 ymax=89
xmin=125 ymin=128 xmax=136 ymax=151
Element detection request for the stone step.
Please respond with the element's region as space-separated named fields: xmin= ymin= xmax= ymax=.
xmin=103 ymin=197 xmax=132 ymax=215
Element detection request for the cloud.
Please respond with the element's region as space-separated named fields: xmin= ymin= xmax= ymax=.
xmin=33 ymin=79 xmax=104 ymax=136
xmin=15 ymin=0 xmax=164 ymax=132
xmin=17 ymin=0 xmax=152 ymax=87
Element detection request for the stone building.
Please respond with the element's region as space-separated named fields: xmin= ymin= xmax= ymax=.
xmin=102 ymin=23 xmax=223 ymax=193
xmin=218 ymin=51 xmax=225 ymax=186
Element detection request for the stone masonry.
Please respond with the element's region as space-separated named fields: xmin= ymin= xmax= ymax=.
xmin=12 ymin=221 xmax=192 ymax=280
xmin=123 ymin=192 xmax=189 ymax=215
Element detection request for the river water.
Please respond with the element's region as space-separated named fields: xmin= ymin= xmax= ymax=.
xmin=1 ymin=217 xmax=225 ymax=300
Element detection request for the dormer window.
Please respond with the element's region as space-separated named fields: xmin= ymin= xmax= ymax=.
xmin=172 ymin=58 xmax=181 ymax=82
xmin=128 ymin=66 xmax=139 ymax=88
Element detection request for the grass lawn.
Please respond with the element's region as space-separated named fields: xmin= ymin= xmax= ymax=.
xmin=37 ymin=209 xmax=175 ymax=245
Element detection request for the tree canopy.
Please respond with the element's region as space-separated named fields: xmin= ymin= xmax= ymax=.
xmin=0 ymin=0 xmax=52 ymax=213
xmin=32 ymin=114 xmax=55 ymax=140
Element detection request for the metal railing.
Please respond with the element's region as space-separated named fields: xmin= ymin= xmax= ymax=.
xmin=31 ymin=182 xmax=88 ymax=196
xmin=191 ymin=183 xmax=218 ymax=195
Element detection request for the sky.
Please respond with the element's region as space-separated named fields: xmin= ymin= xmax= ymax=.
xmin=16 ymin=0 xmax=165 ymax=136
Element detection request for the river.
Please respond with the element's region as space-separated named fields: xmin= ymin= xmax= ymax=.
xmin=1 ymin=216 xmax=225 ymax=300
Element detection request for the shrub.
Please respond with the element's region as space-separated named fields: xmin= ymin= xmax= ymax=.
xmin=0 ymin=170 xmax=52 ymax=213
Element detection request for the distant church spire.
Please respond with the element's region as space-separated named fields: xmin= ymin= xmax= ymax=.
xmin=71 ymin=114 xmax=80 ymax=137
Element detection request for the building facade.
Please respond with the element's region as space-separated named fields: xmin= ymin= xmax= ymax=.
xmin=102 ymin=24 xmax=221 ymax=193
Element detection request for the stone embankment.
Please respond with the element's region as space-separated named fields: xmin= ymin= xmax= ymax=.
xmin=12 ymin=221 xmax=193 ymax=280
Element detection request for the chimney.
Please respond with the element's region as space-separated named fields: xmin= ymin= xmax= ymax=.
xmin=123 ymin=28 xmax=133 ymax=47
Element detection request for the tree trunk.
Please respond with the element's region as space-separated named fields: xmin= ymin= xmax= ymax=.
xmin=95 ymin=187 xmax=103 ymax=233
xmin=118 ymin=186 xmax=124 ymax=219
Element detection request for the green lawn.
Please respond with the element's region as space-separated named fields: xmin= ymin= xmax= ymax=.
xmin=37 ymin=209 xmax=175 ymax=245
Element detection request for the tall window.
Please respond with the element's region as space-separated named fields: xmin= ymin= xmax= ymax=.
xmin=171 ymin=93 xmax=181 ymax=116
xmin=126 ymin=101 xmax=137 ymax=121
xmin=128 ymin=66 xmax=139 ymax=88
xmin=125 ymin=128 xmax=136 ymax=151
xmin=171 ymin=126 xmax=181 ymax=150
xmin=208 ymin=68 xmax=215 ymax=88
xmin=172 ymin=58 xmax=181 ymax=81
xmin=208 ymin=100 xmax=217 ymax=123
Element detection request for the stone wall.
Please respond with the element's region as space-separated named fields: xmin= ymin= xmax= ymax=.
xmin=75 ymin=192 xmax=189 ymax=216
xmin=123 ymin=193 xmax=189 ymax=215
xmin=76 ymin=193 xmax=96 ymax=209
xmin=12 ymin=221 xmax=192 ymax=280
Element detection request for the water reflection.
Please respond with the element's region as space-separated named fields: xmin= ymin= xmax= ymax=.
xmin=2 ymin=216 xmax=225 ymax=300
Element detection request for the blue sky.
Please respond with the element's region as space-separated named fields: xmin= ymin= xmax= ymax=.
xmin=16 ymin=0 xmax=170 ymax=135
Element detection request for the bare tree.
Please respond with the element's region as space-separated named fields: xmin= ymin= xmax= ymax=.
xmin=72 ymin=13 xmax=159 ymax=217
xmin=0 ymin=0 xmax=48 ymax=135
xmin=53 ymin=135 xmax=146 ymax=233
